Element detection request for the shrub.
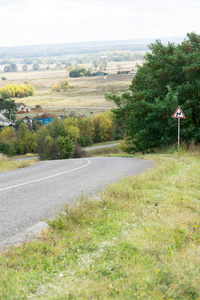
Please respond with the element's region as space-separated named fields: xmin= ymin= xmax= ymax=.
xmin=78 ymin=135 xmax=93 ymax=147
xmin=0 ymin=84 xmax=34 ymax=99
xmin=71 ymin=143 xmax=86 ymax=158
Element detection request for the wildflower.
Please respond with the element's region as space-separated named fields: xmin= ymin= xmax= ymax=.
xmin=150 ymin=291 xmax=155 ymax=295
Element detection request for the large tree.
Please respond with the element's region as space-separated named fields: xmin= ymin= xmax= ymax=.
xmin=106 ymin=33 xmax=200 ymax=152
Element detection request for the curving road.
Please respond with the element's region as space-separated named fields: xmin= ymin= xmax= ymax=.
xmin=0 ymin=157 xmax=152 ymax=250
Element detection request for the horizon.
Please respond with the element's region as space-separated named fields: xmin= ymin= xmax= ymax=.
xmin=0 ymin=34 xmax=186 ymax=50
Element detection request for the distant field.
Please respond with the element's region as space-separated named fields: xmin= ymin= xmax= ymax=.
xmin=0 ymin=61 xmax=141 ymax=117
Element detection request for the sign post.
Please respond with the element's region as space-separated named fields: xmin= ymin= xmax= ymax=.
xmin=172 ymin=106 xmax=186 ymax=148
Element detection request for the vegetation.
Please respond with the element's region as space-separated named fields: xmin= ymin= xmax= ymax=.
xmin=0 ymin=84 xmax=34 ymax=99
xmin=107 ymin=32 xmax=200 ymax=152
xmin=4 ymin=63 xmax=17 ymax=72
xmin=1 ymin=150 xmax=200 ymax=298
xmin=52 ymin=80 xmax=70 ymax=92
xmin=0 ymin=41 xmax=148 ymax=59
xmin=0 ymin=112 xmax=120 ymax=159
xmin=0 ymin=153 xmax=38 ymax=172
xmin=69 ymin=68 xmax=92 ymax=78
xmin=0 ymin=97 xmax=17 ymax=120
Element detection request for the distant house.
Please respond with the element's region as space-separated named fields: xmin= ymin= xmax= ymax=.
xmin=23 ymin=114 xmax=36 ymax=126
xmin=130 ymin=70 xmax=137 ymax=74
xmin=0 ymin=113 xmax=14 ymax=127
xmin=16 ymin=103 xmax=31 ymax=114
xmin=37 ymin=112 xmax=56 ymax=124
xmin=92 ymin=71 xmax=107 ymax=76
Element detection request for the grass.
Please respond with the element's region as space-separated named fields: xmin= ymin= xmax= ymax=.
xmin=1 ymin=151 xmax=200 ymax=299
xmin=0 ymin=61 xmax=140 ymax=117
xmin=87 ymin=145 xmax=121 ymax=157
xmin=0 ymin=154 xmax=38 ymax=172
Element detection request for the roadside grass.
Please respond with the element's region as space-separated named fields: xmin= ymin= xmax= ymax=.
xmin=0 ymin=154 xmax=39 ymax=172
xmin=1 ymin=151 xmax=200 ymax=299
xmin=87 ymin=145 xmax=121 ymax=156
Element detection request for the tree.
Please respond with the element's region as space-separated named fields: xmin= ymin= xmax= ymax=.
xmin=69 ymin=68 xmax=91 ymax=78
xmin=0 ymin=84 xmax=34 ymax=99
xmin=107 ymin=33 xmax=200 ymax=152
xmin=32 ymin=63 xmax=40 ymax=70
xmin=0 ymin=98 xmax=17 ymax=120
xmin=22 ymin=64 xmax=28 ymax=71
xmin=0 ymin=126 xmax=17 ymax=155
xmin=17 ymin=123 xmax=37 ymax=154
xmin=4 ymin=63 xmax=17 ymax=72
xmin=4 ymin=65 xmax=12 ymax=72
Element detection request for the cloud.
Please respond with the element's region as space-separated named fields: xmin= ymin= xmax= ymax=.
xmin=0 ymin=0 xmax=199 ymax=46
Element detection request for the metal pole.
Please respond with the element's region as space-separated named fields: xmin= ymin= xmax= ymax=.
xmin=178 ymin=118 xmax=180 ymax=148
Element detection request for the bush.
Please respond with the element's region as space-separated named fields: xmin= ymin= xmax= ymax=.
xmin=0 ymin=142 xmax=12 ymax=155
xmin=0 ymin=84 xmax=34 ymax=99
xmin=69 ymin=68 xmax=92 ymax=78
xmin=71 ymin=143 xmax=86 ymax=158
xmin=78 ymin=135 xmax=93 ymax=147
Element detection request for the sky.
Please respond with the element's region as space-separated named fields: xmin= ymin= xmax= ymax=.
xmin=0 ymin=0 xmax=199 ymax=47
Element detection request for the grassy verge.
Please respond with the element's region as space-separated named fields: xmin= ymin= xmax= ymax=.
xmin=87 ymin=145 xmax=121 ymax=157
xmin=0 ymin=154 xmax=39 ymax=172
xmin=84 ymin=140 xmax=122 ymax=148
xmin=1 ymin=152 xmax=200 ymax=299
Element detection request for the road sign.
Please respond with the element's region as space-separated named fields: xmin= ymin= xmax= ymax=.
xmin=172 ymin=106 xmax=185 ymax=119
xmin=172 ymin=106 xmax=186 ymax=148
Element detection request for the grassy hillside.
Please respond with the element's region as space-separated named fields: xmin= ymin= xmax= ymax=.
xmin=1 ymin=150 xmax=200 ymax=299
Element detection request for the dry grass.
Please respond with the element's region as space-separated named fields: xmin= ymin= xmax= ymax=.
xmin=0 ymin=61 xmax=141 ymax=117
xmin=0 ymin=155 xmax=39 ymax=172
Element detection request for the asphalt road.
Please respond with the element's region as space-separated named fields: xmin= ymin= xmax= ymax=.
xmin=0 ymin=157 xmax=152 ymax=250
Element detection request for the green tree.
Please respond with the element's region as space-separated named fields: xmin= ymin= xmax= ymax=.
xmin=48 ymin=118 xmax=67 ymax=139
xmin=0 ymin=126 xmax=17 ymax=155
xmin=0 ymin=98 xmax=17 ymax=120
xmin=17 ymin=123 xmax=37 ymax=154
xmin=57 ymin=136 xmax=73 ymax=159
xmin=107 ymin=32 xmax=200 ymax=152
xmin=78 ymin=118 xmax=95 ymax=138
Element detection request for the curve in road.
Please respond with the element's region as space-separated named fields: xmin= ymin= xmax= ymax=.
xmin=0 ymin=157 xmax=152 ymax=250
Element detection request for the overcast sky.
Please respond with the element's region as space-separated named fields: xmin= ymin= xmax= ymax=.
xmin=0 ymin=0 xmax=199 ymax=47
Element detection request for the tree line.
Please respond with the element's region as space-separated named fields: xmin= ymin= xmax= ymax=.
xmin=0 ymin=112 xmax=123 ymax=159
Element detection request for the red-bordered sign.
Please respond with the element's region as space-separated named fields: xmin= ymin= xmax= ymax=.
xmin=172 ymin=106 xmax=186 ymax=119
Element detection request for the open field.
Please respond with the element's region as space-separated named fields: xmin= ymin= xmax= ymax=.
xmin=1 ymin=151 xmax=200 ymax=299
xmin=0 ymin=61 xmax=140 ymax=117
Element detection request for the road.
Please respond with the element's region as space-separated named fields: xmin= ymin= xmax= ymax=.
xmin=0 ymin=157 xmax=152 ymax=250
xmin=84 ymin=143 xmax=120 ymax=151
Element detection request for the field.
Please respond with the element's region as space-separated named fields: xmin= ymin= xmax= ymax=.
xmin=1 ymin=150 xmax=200 ymax=299
xmin=0 ymin=61 xmax=140 ymax=117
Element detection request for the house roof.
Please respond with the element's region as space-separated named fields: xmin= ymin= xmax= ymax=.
xmin=37 ymin=112 xmax=56 ymax=119
xmin=16 ymin=103 xmax=25 ymax=108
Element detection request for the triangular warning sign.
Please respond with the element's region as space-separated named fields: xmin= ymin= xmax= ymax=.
xmin=172 ymin=106 xmax=186 ymax=119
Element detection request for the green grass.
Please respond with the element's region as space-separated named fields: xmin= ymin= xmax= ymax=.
xmin=0 ymin=154 xmax=39 ymax=172
xmin=1 ymin=152 xmax=200 ymax=299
